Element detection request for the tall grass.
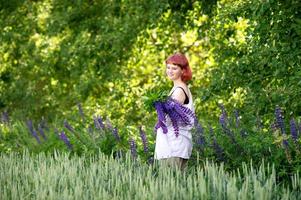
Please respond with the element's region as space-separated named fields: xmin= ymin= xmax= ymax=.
xmin=0 ymin=151 xmax=300 ymax=200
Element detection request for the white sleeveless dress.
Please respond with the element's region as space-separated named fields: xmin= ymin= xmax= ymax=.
xmin=154 ymin=87 xmax=194 ymax=160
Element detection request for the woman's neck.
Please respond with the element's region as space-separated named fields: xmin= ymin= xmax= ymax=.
xmin=173 ymin=79 xmax=185 ymax=87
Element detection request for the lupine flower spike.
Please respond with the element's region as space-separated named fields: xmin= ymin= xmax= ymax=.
xmin=139 ymin=126 xmax=149 ymax=153
xmin=112 ymin=127 xmax=121 ymax=141
xmin=129 ymin=138 xmax=137 ymax=159
xmin=59 ymin=131 xmax=73 ymax=150
xmin=26 ymin=120 xmax=41 ymax=144
xmin=154 ymin=98 xmax=197 ymax=137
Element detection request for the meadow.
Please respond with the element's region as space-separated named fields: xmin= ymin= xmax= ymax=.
xmin=1 ymin=151 xmax=301 ymax=200
xmin=1 ymin=0 xmax=301 ymax=199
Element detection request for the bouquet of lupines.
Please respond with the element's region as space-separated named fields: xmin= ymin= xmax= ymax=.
xmin=143 ymin=88 xmax=197 ymax=137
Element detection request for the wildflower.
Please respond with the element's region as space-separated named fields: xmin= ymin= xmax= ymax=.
xmin=26 ymin=120 xmax=41 ymax=144
xmin=139 ymin=126 xmax=148 ymax=153
xmin=195 ymin=123 xmax=206 ymax=149
xmin=64 ymin=119 xmax=75 ymax=133
xmin=154 ymin=98 xmax=197 ymax=137
xmin=219 ymin=106 xmax=236 ymax=144
xmin=38 ymin=124 xmax=47 ymax=140
xmin=129 ymin=138 xmax=137 ymax=159
xmin=283 ymin=139 xmax=289 ymax=148
xmin=94 ymin=115 xmax=105 ymax=130
xmin=209 ymin=126 xmax=225 ymax=162
xmin=290 ymin=118 xmax=298 ymax=143
xmin=112 ymin=127 xmax=121 ymax=141
xmin=275 ymin=106 xmax=285 ymax=134
xmin=59 ymin=131 xmax=72 ymax=150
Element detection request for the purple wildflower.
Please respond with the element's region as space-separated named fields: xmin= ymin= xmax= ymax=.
xmin=59 ymin=131 xmax=72 ymax=150
xmin=290 ymin=118 xmax=298 ymax=143
xmin=195 ymin=123 xmax=206 ymax=149
xmin=154 ymin=102 xmax=168 ymax=134
xmin=282 ymin=139 xmax=289 ymax=149
xmin=129 ymin=138 xmax=137 ymax=159
xmin=219 ymin=112 xmax=227 ymax=129
xmin=38 ymin=124 xmax=47 ymax=140
xmin=26 ymin=120 xmax=41 ymax=144
xmin=139 ymin=126 xmax=149 ymax=153
xmin=209 ymin=126 xmax=225 ymax=162
xmin=64 ymin=119 xmax=75 ymax=133
xmin=219 ymin=107 xmax=236 ymax=144
xmin=275 ymin=106 xmax=286 ymax=134
xmin=94 ymin=115 xmax=105 ymax=130
xmin=154 ymin=98 xmax=196 ymax=137
xmin=270 ymin=122 xmax=278 ymax=132
xmin=112 ymin=127 xmax=121 ymax=141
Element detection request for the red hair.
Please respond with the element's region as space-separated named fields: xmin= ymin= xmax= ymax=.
xmin=165 ymin=53 xmax=192 ymax=82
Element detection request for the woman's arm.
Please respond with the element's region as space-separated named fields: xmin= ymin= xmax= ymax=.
xmin=171 ymin=88 xmax=186 ymax=104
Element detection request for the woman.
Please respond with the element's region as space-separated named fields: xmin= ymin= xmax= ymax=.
xmin=154 ymin=52 xmax=194 ymax=171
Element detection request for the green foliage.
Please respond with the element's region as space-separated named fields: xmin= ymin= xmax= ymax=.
xmin=1 ymin=151 xmax=301 ymax=199
xmin=142 ymin=86 xmax=169 ymax=112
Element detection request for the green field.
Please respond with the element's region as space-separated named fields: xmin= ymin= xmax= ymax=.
xmin=1 ymin=151 xmax=300 ymax=200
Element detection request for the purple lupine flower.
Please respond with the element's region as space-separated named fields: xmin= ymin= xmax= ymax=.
xmin=154 ymin=102 xmax=168 ymax=134
xmin=64 ymin=119 xmax=75 ymax=133
xmin=219 ymin=107 xmax=236 ymax=144
xmin=219 ymin=112 xmax=227 ymax=129
xmin=282 ymin=139 xmax=289 ymax=149
xmin=112 ymin=127 xmax=121 ymax=141
xmin=94 ymin=115 xmax=105 ymax=130
xmin=275 ymin=106 xmax=286 ymax=134
xmin=155 ymin=102 xmax=165 ymax=122
xmin=270 ymin=122 xmax=278 ymax=132
xmin=26 ymin=120 xmax=41 ymax=144
xmin=77 ymin=103 xmax=85 ymax=121
xmin=209 ymin=126 xmax=225 ymax=162
xmin=38 ymin=124 xmax=47 ymax=140
xmin=59 ymin=131 xmax=73 ymax=150
xmin=139 ymin=126 xmax=149 ymax=153
xmin=195 ymin=123 xmax=206 ymax=149
xmin=167 ymin=109 xmax=180 ymax=137
xmin=129 ymin=138 xmax=137 ymax=159
xmin=290 ymin=118 xmax=298 ymax=143
xmin=154 ymin=98 xmax=196 ymax=137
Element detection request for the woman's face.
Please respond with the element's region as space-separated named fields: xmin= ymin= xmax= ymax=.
xmin=166 ymin=63 xmax=182 ymax=81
